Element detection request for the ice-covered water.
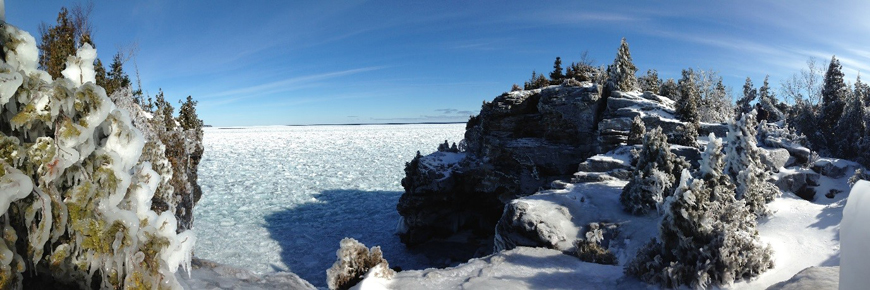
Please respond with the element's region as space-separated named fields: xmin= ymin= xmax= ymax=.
xmin=193 ymin=124 xmax=465 ymax=287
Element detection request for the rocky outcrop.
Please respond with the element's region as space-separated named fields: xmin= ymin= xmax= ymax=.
xmin=398 ymin=84 xmax=605 ymax=255
xmin=397 ymin=85 xmax=714 ymax=258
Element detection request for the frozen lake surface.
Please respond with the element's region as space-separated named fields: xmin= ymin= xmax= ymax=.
xmin=193 ymin=124 xmax=465 ymax=287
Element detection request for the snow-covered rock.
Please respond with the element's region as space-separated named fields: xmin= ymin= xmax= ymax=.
xmin=839 ymin=180 xmax=870 ymax=289
xmin=352 ymin=246 xmax=645 ymax=290
xmin=759 ymin=147 xmax=792 ymax=172
xmin=812 ymin=159 xmax=853 ymax=179
xmin=398 ymin=84 xmax=604 ymax=257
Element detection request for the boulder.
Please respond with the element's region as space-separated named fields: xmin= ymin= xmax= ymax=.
xmin=811 ymin=159 xmax=852 ymax=179
xmin=759 ymin=147 xmax=791 ymax=172
xmin=775 ymin=170 xmax=822 ymax=194
xmin=764 ymin=137 xmax=812 ymax=165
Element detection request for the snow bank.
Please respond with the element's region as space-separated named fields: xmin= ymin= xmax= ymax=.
xmin=839 ymin=180 xmax=870 ymax=289
xmin=353 ymin=246 xmax=644 ymax=290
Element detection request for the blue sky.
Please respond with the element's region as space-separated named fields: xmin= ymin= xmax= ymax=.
xmin=8 ymin=1 xmax=870 ymax=126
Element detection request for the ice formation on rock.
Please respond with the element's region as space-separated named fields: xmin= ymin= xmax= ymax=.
xmin=0 ymin=22 xmax=194 ymax=289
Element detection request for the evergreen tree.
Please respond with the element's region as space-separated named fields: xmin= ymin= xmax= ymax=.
xmin=38 ymin=8 xmax=77 ymax=79
xmin=757 ymin=75 xmax=784 ymax=122
xmin=834 ymin=85 xmax=865 ymax=160
xmin=723 ymin=111 xmax=778 ymax=216
xmin=659 ymin=78 xmax=678 ymax=100
xmin=620 ymin=127 xmax=688 ymax=215
xmin=735 ymin=77 xmax=756 ymax=116
xmin=638 ymin=69 xmax=661 ymax=94
xmin=178 ymin=96 xmax=203 ymax=133
xmin=104 ymin=52 xmax=132 ymax=98
xmin=699 ymin=79 xmax=734 ymax=123
xmin=675 ymin=69 xmax=700 ymax=146
xmin=565 ymin=63 xmax=576 ymax=80
xmin=676 ymin=69 xmax=701 ymax=124
xmin=524 ymin=71 xmax=537 ymax=90
xmin=94 ymin=58 xmax=107 ymax=89
xmin=628 ymin=115 xmax=645 ymax=145
xmin=607 ymin=38 xmax=638 ymax=92
xmin=819 ymin=56 xmax=848 ymax=152
xmin=626 ymin=135 xmax=773 ymax=288
xmin=550 ymin=57 xmax=564 ymax=82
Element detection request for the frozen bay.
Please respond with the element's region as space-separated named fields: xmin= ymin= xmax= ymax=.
xmin=193 ymin=124 xmax=466 ymax=287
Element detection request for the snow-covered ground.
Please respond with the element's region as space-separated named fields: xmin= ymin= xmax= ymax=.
xmin=193 ymin=124 xmax=465 ymax=287
xmin=355 ymin=159 xmax=858 ymax=289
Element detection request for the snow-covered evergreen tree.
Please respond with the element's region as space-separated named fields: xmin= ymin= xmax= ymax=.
xmin=736 ymin=77 xmax=756 ymax=117
xmin=757 ymin=75 xmax=784 ymax=122
xmin=626 ymin=136 xmax=773 ymax=288
xmin=675 ymin=69 xmax=700 ymax=146
xmin=819 ymin=56 xmax=848 ymax=152
xmin=659 ymin=78 xmax=678 ymax=100
xmin=627 ymin=115 xmax=645 ymax=145
xmin=638 ymin=69 xmax=661 ymax=94
xmin=723 ymin=111 xmax=779 ymax=216
xmin=834 ymin=84 xmax=865 ymax=160
xmin=620 ymin=127 xmax=688 ymax=215
xmin=699 ymin=79 xmax=734 ymax=123
xmin=607 ymin=38 xmax=638 ymax=92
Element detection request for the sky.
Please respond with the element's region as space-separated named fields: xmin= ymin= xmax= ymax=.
xmin=7 ymin=1 xmax=870 ymax=126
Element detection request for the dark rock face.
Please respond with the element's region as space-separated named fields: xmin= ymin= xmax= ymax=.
xmin=397 ymin=85 xmax=604 ymax=255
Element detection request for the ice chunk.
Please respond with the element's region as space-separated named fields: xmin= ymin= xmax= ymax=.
xmin=61 ymin=43 xmax=97 ymax=86
xmin=0 ymin=165 xmax=32 ymax=213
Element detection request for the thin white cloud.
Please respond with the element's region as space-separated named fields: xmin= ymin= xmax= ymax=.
xmin=199 ymin=66 xmax=385 ymax=100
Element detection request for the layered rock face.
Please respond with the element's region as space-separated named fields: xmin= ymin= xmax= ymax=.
xmin=397 ymin=84 xmax=604 ymax=255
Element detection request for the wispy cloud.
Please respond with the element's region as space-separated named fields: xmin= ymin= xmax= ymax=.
xmin=199 ymin=66 xmax=386 ymax=101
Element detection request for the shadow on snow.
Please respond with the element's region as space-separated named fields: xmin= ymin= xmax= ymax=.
xmin=264 ymin=189 xmax=425 ymax=287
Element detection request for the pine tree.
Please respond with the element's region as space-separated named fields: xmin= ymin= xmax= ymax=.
xmin=699 ymin=79 xmax=734 ymax=123
xmin=550 ymin=57 xmax=564 ymax=82
xmin=735 ymin=77 xmax=756 ymax=117
xmin=38 ymin=8 xmax=77 ymax=79
xmin=620 ymin=127 xmax=688 ymax=215
xmin=819 ymin=56 xmax=848 ymax=152
xmin=757 ymin=75 xmax=783 ymax=122
xmin=104 ymin=52 xmax=131 ymax=98
xmin=626 ymin=135 xmax=773 ymax=288
xmin=723 ymin=111 xmax=778 ymax=216
xmin=628 ymin=115 xmax=645 ymax=145
xmin=659 ymin=78 xmax=678 ymax=100
xmin=675 ymin=69 xmax=700 ymax=146
xmin=639 ymin=69 xmax=661 ymax=94
xmin=676 ymin=69 xmax=701 ymax=124
xmin=834 ymin=85 xmax=865 ymax=160
xmin=178 ymin=96 xmax=203 ymax=133
xmin=607 ymin=38 xmax=638 ymax=92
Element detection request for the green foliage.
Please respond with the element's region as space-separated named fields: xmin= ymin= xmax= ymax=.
xmin=607 ymin=38 xmax=638 ymax=92
xmin=620 ymin=127 xmax=688 ymax=215
xmin=549 ymin=56 xmax=563 ymax=82
xmin=659 ymin=78 xmax=678 ymax=100
xmin=638 ymin=69 xmax=660 ymax=94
